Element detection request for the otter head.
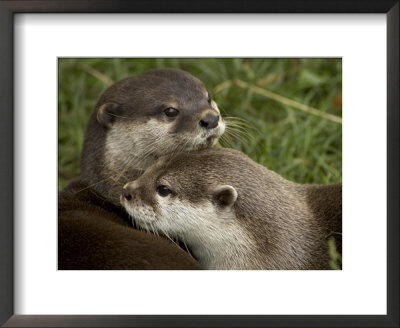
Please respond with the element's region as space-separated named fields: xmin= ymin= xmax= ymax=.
xmin=120 ymin=155 xmax=238 ymax=236
xmin=80 ymin=69 xmax=225 ymax=202
xmin=119 ymin=149 xmax=264 ymax=269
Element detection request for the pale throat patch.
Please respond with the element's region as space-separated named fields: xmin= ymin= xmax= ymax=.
xmin=104 ymin=114 xmax=224 ymax=171
xmin=155 ymin=197 xmax=256 ymax=269
xmin=121 ymin=186 xmax=258 ymax=269
xmin=123 ymin=199 xmax=158 ymax=226
xmin=104 ymin=119 xmax=171 ymax=173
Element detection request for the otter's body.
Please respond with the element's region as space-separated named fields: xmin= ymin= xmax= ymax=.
xmin=122 ymin=148 xmax=342 ymax=270
xmin=59 ymin=69 xmax=224 ymax=270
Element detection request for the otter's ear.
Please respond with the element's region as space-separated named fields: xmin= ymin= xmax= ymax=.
xmin=96 ymin=103 xmax=121 ymax=128
xmin=212 ymin=185 xmax=237 ymax=208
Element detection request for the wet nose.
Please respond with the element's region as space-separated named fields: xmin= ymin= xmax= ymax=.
xmin=199 ymin=114 xmax=219 ymax=129
xmin=122 ymin=188 xmax=132 ymax=201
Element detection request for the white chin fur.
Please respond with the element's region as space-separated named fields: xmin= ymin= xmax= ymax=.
xmin=121 ymin=200 xmax=158 ymax=226
xmin=194 ymin=120 xmax=225 ymax=148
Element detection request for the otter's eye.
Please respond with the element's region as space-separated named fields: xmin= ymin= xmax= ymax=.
xmin=164 ymin=107 xmax=179 ymax=118
xmin=157 ymin=185 xmax=172 ymax=197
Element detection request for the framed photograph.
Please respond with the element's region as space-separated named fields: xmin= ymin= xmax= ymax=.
xmin=0 ymin=1 xmax=398 ymax=327
xmin=57 ymin=57 xmax=343 ymax=273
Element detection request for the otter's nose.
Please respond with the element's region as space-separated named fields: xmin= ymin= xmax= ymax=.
xmin=199 ymin=114 xmax=219 ymax=129
xmin=122 ymin=188 xmax=132 ymax=201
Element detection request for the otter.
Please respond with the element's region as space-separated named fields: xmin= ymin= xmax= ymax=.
xmin=59 ymin=69 xmax=225 ymax=270
xmin=81 ymin=68 xmax=225 ymax=204
xmin=59 ymin=180 xmax=203 ymax=269
xmin=121 ymin=148 xmax=342 ymax=270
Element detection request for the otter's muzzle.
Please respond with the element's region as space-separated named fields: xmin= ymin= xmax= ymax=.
xmin=122 ymin=181 xmax=139 ymax=201
xmin=199 ymin=113 xmax=219 ymax=130
xmin=122 ymin=188 xmax=132 ymax=201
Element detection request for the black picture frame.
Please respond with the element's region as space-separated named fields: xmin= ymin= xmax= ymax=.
xmin=0 ymin=1 xmax=398 ymax=327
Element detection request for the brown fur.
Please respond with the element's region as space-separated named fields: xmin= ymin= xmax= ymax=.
xmin=305 ymin=184 xmax=342 ymax=254
xmin=58 ymin=180 xmax=202 ymax=270
xmin=122 ymin=148 xmax=342 ymax=270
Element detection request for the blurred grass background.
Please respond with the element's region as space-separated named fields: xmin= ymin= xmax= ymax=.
xmin=58 ymin=58 xmax=342 ymax=190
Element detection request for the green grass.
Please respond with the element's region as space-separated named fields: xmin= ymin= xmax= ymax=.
xmin=58 ymin=58 xmax=342 ymax=190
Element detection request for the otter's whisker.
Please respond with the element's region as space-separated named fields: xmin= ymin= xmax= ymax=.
xmin=223 ymin=129 xmax=250 ymax=146
xmin=219 ymin=134 xmax=236 ymax=148
xmin=74 ymin=176 xmax=116 ymax=194
xmin=182 ymin=239 xmax=194 ymax=259
xmin=106 ymin=113 xmax=135 ymax=120
xmin=159 ymin=227 xmax=180 ymax=249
